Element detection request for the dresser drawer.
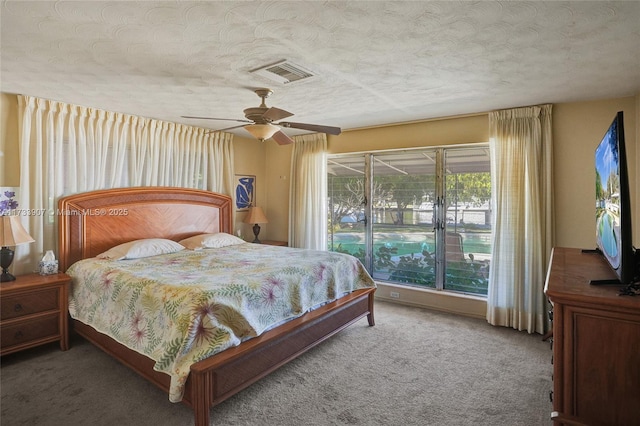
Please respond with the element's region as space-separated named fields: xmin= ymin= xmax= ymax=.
xmin=0 ymin=288 xmax=59 ymax=321
xmin=1 ymin=313 xmax=60 ymax=350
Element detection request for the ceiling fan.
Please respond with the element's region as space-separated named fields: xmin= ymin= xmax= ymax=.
xmin=182 ymin=88 xmax=341 ymax=145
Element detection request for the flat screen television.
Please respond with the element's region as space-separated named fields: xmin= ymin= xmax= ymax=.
xmin=593 ymin=111 xmax=638 ymax=286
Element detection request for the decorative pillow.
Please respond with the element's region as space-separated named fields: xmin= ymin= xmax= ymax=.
xmin=96 ymin=238 xmax=185 ymax=260
xmin=179 ymin=232 xmax=246 ymax=250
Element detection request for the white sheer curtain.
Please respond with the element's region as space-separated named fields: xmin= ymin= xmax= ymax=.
xmin=288 ymin=133 xmax=327 ymax=249
xmin=13 ymin=95 xmax=234 ymax=274
xmin=486 ymin=104 xmax=553 ymax=334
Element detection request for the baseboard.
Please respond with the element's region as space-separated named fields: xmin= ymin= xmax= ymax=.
xmin=374 ymin=282 xmax=487 ymax=319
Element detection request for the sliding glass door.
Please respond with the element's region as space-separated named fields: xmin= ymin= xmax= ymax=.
xmin=327 ymin=154 xmax=368 ymax=267
xmin=442 ymin=147 xmax=492 ymax=294
xmin=328 ymin=145 xmax=491 ymax=296
xmin=371 ymin=149 xmax=438 ymax=288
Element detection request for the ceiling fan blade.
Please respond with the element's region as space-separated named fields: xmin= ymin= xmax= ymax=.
xmin=262 ymin=107 xmax=294 ymax=122
xmin=279 ymin=121 xmax=341 ymax=135
xmin=182 ymin=115 xmax=252 ymax=124
xmin=205 ymin=124 xmax=248 ymax=134
xmin=271 ymin=131 xmax=295 ymax=145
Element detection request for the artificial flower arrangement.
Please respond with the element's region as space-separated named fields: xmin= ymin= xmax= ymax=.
xmin=0 ymin=190 xmax=18 ymax=215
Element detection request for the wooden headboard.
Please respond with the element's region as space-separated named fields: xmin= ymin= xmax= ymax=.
xmin=58 ymin=187 xmax=232 ymax=271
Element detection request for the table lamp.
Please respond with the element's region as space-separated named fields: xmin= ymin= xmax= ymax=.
xmin=243 ymin=206 xmax=268 ymax=243
xmin=1 ymin=215 xmax=35 ymax=282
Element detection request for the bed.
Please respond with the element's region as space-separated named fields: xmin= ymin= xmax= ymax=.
xmin=58 ymin=187 xmax=376 ymax=426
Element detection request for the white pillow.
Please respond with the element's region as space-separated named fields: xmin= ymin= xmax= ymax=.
xmin=179 ymin=232 xmax=246 ymax=250
xmin=97 ymin=238 xmax=185 ymax=260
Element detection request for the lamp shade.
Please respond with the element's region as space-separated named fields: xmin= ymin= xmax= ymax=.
xmin=243 ymin=206 xmax=268 ymax=224
xmin=0 ymin=216 xmax=35 ymax=247
xmin=244 ymin=123 xmax=280 ymax=141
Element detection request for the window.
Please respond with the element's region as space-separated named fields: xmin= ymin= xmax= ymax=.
xmin=328 ymin=145 xmax=491 ymax=296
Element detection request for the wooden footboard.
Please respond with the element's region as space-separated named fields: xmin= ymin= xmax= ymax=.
xmin=190 ymin=287 xmax=375 ymax=425
xmin=73 ymin=287 xmax=375 ymax=426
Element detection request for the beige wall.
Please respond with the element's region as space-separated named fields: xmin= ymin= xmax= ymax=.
xmin=232 ymin=134 xmax=267 ymax=240
xmin=2 ymin=91 xmax=637 ymax=317
xmin=0 ymin=93 xmax=20 ymax=186
xmin=328 ymin=113 xmax=489 ymax=153
xmin=553 ymin=97 xmax=638 ymax=249
xmin=234 ymin=136 xmax=294 ymax=243
xmin=263 ymin=141 xmax=293 ymax=242
xmin=2 ymin=92 xmax=637 ymax=251
xmin=262 ymin=98 xmax=638 ymax=316
xmin=261 ymin=114 xmax=490 ymax=242
xmin=262 ymin=98 xmax=639 ymax=251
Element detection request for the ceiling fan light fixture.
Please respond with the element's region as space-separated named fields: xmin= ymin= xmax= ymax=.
xmin=245 ymin=123 xmax=280 ymax=141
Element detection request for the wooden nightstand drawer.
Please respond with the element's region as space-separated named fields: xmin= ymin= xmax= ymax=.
xmin=0 ymin=273 xmax=70 ymax=355
xmin=1 ymin=288 xmax=59 ymax=320
xmin=1 ymin=312 xmax=60 ymax=350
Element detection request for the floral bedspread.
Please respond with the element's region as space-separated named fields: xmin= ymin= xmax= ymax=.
xmin=66 ymin=243 xmax=376 ymax=402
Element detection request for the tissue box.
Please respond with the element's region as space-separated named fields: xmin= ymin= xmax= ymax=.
xmin=38 ymin=260 xmax=59 ymax=275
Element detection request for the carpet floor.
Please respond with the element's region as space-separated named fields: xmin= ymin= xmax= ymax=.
xmin=1 ymin=300 xmax=552 ymax=425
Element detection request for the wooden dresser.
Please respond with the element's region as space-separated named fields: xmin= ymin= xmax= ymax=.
xmin=545 ymin=247 xmax=640 ymax=426
xmin=0 ymin=273 xmax=70 ymax=356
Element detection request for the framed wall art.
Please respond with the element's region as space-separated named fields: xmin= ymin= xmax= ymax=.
xmin=235 ymin=175 xmax=255 ymax=211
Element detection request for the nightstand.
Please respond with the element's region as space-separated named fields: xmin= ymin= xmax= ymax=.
xmin=260 ymin=240 xmax=288 ymax=247
xmin=0 ymin=273 xmax=70 ymax=356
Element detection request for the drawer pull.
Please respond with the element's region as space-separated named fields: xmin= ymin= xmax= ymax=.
xmin=14 ymin=330 xmax=24 ymax=339
xmin=14 ymin=303 xmax=23 ymax=312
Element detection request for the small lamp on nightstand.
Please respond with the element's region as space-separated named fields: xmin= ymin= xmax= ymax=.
xmin=1 ymin=215 xmax=35 ymax=282
xmin=243 ymin=206 xmax=268 ymax=243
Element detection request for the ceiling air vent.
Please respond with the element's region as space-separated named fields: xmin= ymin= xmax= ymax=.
xmin=250 ymin=60 xmax=315 ymax=85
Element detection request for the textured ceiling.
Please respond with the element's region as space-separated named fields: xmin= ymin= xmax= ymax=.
xmin=1 ymin=1 xmax=639 ymax=137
